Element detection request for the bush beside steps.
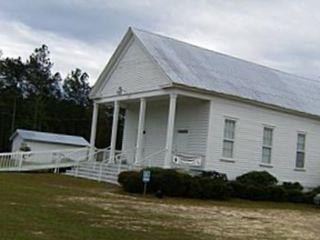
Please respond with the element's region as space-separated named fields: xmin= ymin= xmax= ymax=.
xmin=118 ymin=168 xmax=230 ymax=200
xmin=118 ymin=168 xmax=320 ymax=204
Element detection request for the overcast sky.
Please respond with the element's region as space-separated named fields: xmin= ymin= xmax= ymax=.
xmin=1 ymin=0 xmax=320 ymax=85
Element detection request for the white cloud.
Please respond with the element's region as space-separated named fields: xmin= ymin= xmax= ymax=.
xmin=155 ymin=0 xmax=320 ymax=79
xmin=1 ymin=0 xmax=320 ymax=84
xmin=0 ymin=20 xmax=114 ymax=84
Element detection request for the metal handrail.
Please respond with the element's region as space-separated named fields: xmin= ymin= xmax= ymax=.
xmin=113 ymin=148 xmax=137 ymax=173
xmin=114 ymin=147 xmax=136 ymax=163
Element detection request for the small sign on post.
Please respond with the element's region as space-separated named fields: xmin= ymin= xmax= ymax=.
xmin=142 ymin=170 xmax=151 ymax=196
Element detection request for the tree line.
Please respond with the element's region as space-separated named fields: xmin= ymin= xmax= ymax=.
xmin=0 ymin=45 xmax=117 ymax=152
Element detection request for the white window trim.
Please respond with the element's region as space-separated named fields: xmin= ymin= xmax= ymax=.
xmin=261 ymin=125 xmax=274 ymax=165
xmin=262 ymin=123 xmax=276 ymax=128
xmin=295 ymin=132 xmax=306 ymax=170
xmin=223 ymin=115 xmax=239 ymax=121
xmin=221 ymin=118 xmax=237 ymax=161
xmin=259 ymin=163 xmax=274 ymax=168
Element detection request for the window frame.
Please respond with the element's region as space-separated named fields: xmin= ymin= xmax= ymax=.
xmin=295 ymin=132 xmax=306 ymax=170
xmin=261 ymin=126 xmax=274 ymax=165
xmin=222 ymin=118 xmax=237 ymax=160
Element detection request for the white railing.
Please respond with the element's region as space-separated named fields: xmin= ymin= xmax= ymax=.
xmin=71 ymin=147 xmax=128 ymax=177
xmin=88 ymin=147 xmax=111 ymax=162
xmin=172 ymin=151 xmax=204 ymax=167
xmin=0 ymin=152 xmax=23 ymax=169
xmin=114 ymin=148 xmax=137 ymax=173
xmin=0 ymin=147 xmax=90 ymax=172
xmin=68 ymin=147 xmax=134 ymax=181
xmin=73 ymin=147 xmax=110 ymax=177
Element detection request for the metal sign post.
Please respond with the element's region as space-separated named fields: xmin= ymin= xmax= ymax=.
xmin=142 ymin=170 xmax=151 ymax=196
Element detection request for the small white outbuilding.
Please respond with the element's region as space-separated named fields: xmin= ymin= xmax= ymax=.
xmin=10 ymin=129 xmax=90 ymax=152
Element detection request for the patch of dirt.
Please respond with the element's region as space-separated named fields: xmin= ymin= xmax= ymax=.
xmin=30 ymin=230 xmax=44 ymax=236
xmin=62 ymin=195 xmax=320 ymax=240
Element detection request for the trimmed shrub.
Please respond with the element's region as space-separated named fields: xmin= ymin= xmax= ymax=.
xmin=118 ymin=168 xmax=230 ymax=200
xmin=231 ymin=172 xmax=313 ymax=203
xmin=118 ymin=171 xmax=143 ymax=193
xmin=311 ymin=186 xmax=320 ymax=195
xmin=303 ymin=186 xmax=320 ymax=204
xmin=230 ymin=181 xmax=267 ymax=200
xmin=118 ymin=171 xmax=130 ymax=185
xmin=187 ymin=176 xmax=203 ymax=199
xmin=200 ymin=171 xmax=228 ymax=182
xmin=199 ymin=177 xmax=230 ymax=200
xmin=147 ymin=169 xmax=230 ymax=199
xmin=268 ymin=186 xmax=286 ymax=202
xmin=146 ymin=169 xmax=192 ymax=197
xmin=118 ymin=168 xmax=320 ymax=204
xmin=231 ymin=171 xmax=285 ymax=201
xmin=187 ymin=176 xmax=230 ymax=200
xmin=279 ymin=182 xmax=304 ymax=203
xmin=236 ymin=171 xmax=278 ymax=187
xmin=281 ymin=182 xmax=303 ymax=192
xmin=286 ymin=189 xmax=305 ymax=203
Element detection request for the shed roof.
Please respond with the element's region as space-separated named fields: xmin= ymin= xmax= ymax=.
xmin=131 ymin=28 xmax=320 ymax=117
xmin=10 ymin=129 xmax=89 ymax=147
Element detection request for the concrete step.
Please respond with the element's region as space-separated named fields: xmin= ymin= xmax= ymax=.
xmin=73 ymin=165 xmax=120 ymax=173
xmin=65 ymin=171 xmax=118 ymax=180
xmin=65 ymin=172 xmax=118 ymax=185
xmin=75 ymin=165 xmax=128 ymax=173
xmin=65 ymin=169 xmax=119 ymax=179
xmin=67 ymin=170 xmax=119 ymax=179
xmin=79 ymin=162 xmax=129 ymax=169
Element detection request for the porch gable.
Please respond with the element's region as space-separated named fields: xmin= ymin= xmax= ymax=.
xmin=92 ymin=35 xmax=171 ymax=99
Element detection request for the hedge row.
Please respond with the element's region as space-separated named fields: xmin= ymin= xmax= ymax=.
xmin=118 ymin=168 xmax=230 ymax=200
xmin=118 ymin=168 xmax=320 ymax=203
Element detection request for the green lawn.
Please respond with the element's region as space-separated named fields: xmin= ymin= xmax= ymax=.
xmin=0 ymin=173 xmax=319 ymax=240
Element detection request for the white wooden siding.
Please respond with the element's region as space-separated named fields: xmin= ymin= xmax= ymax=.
xmin=11 ymin=140 xmax=86 ymax=163
xmin=25 ymin=141 xmax=83 ymax=152
xmin=144 ymin=101 xmax=168 ymax=166
xmin=121 ymin=104 xmax=139 ymax=163
xmin=205 ymin=97 xmax=320 ymax=188
xmin=11 ymin=135 xmax=23 ymax=152
xmin=174 ymin=98 xmax=210 ymax=155
xmin=99 ymin=37 xmax=170 ymax=97
xmin=122 ymin=97 xmax=210 ymax=166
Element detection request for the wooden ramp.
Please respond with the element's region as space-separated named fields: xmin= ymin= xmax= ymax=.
xmin=0 ymin=162 xmax=77 ymax=172
xmin=0 ymin=148 xmax=91 ymax=172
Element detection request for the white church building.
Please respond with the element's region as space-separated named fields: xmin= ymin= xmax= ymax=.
xmin=88 ymin=27 xmax=320 ymax=187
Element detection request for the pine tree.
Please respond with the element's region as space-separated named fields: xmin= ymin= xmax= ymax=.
xmin=25 ymin=45 xmax=62 ymax=129
xmin=63 ymin=68 xmax=91 ymax=106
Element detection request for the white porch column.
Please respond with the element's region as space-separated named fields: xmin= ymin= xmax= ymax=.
xmin=135 ymin=98 xmax=147 ymax=165
xmin=90 ymin=102 xmax=99 ymax=150
xmin=164 ymin=94 xmax=177 ymax=168
xmin=110 ymin=101 xmax=120 ymax=162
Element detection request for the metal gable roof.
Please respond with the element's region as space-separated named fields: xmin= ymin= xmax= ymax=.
xmin=11 ymin=129 xmax=89 ymax=146
xmin=132 ymin=28 xmax=320 ymax=117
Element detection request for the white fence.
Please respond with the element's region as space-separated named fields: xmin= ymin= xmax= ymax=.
xmin=0 ymin=147 xmax=90 ymax=172
xmin=0 ymin=146 xmax=205 ymax=173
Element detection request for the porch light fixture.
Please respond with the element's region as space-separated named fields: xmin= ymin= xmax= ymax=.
xmin=117 ymin=86 xmax=126 ymax=95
